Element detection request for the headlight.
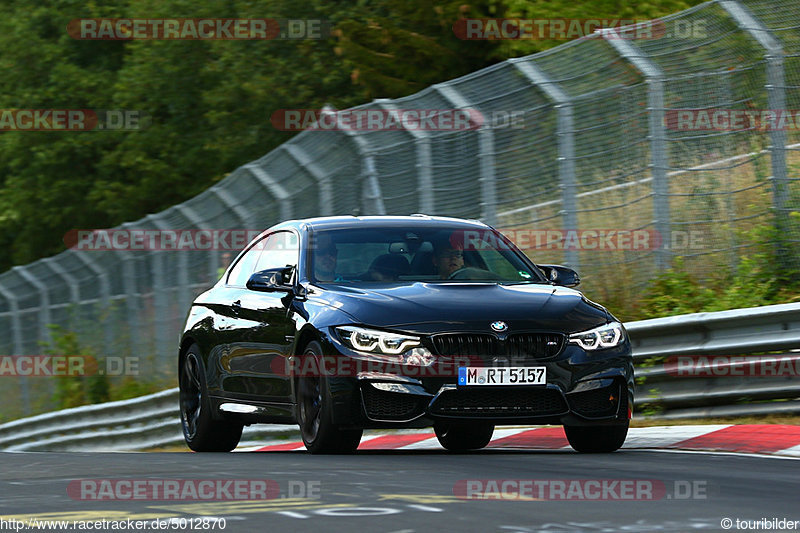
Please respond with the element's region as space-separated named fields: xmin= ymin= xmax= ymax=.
xmin=335 ymin=326 xmax=434 ymax=365
xmin=336 ymin=326 xmax=421 ymax=355
xmin=569 ymin=322 xmax=625 ymax=351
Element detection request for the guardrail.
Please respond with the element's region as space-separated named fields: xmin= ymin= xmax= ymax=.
xmin=1 ymin=302 xmax=799 ymax=451
xmin=0 ymin=388 xmax=297 ymax=452
xmin=628 ymin=302 xmax=800 ymax=420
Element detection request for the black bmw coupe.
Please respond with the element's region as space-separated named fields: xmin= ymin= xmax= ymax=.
xmin=179 ymin=215 xmax=633 ymax=454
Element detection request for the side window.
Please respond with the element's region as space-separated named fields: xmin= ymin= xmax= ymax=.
xmin=254 ymin=231 xmax=299 ymax=274
xmin=226 ymin=238 xmax=267 ymax=286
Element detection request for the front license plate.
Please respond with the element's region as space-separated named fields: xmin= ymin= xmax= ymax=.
xmin=457 ymin=366 xmax=546 ymax=386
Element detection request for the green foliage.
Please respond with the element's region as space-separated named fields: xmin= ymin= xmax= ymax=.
xmin=639 ymin=257 xmax=717 ymax=317
xmin=109 ymin=377 xmax=162 ymax=401
xmin=636 ymin=396 xmax=665 ymax=418
xmin=39 ymin=324 xmax=166 ymax=411
xmin=0 ymin=0 xmax=363 ymax=270
xmin=87 ymin=365 xmax=111 ymax=404
xmin=494 ymin=0 xmax=703 ymax=59
xmin=333 ymin=0 xmax=502 ymax=98
xmin=638 ymin=224 xmax=800 ymax=320
xmin=42 ymin=325 xmax=110 ymax=408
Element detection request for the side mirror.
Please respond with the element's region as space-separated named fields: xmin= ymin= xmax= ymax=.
xmin=538 ymin=264 xmax=580 ymax=288
xmin=246 ymin=267 xmax=294 ymax=292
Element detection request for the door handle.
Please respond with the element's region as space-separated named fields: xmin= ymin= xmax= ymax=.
xmin=231 ymin=300 xmax=242 ymax=315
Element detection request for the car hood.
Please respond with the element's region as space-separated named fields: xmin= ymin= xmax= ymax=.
xmin=308 ymin=282 xmax=611 ymax=335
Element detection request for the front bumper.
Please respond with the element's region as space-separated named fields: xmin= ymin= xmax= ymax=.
xmin=354 ymin=375 xmax=630 ymax=428
xmin=322 ymin=339 xmax=634 ymax=429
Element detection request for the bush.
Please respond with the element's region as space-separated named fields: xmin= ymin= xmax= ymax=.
xmin=42 ymin=326 xmax=110 ymax=409
xmin=639 ymin=224 xmax=800 ymax=320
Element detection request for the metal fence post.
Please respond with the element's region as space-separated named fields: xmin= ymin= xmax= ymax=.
xmin=416 ymin=136 xmax=434 ymax=214
xmin=209 ymin=186 xmax=253 ymax=226
xmin=110 ymin=226 xmax=147 ymax=362
xmin=72 ymin=252 xmax=113 ymax=358
xmin=321 ymin=105 xmax=386 ymax=216
xmin=374 ymin=99 xmax=433 ymax=214
xmin=284 ymin=144 xmax=333 ymax=216
xmin=35 ymin=258 xmax=74 ymax=403
xmin=145 ymin=214 xmax=179 ymax=378
xmin=511 ymin=59 xmax=579 ymax=268
xmin=602 ymin=31 xmax=671 ymax=271
xmin=208 ymin=185 xmax=253 ymax=276
xmin=434 ymin=84 xmax=498 ymax=226
xmin=0 ymin=281 xmax=29 ymax=413
xmin=13 ymin=266 xmax=52 ymax=347
xmin=244 ymin=164 xmax=293 ymax=221
xmin=477 ymin=127 xmax=498 ymax=226
xmin=361 ymin=156 xmax=387 ymax=216
xmin=719 ymin=0 xmax=791 ymax=267
xmin=42 ymin=256 xmax=80 ymax=333
xmin=175 ymin=204 xmax=221 ymax=288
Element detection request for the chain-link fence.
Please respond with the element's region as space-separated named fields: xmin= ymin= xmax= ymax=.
xmin=1 ymin=0 xmax=798 ymax=419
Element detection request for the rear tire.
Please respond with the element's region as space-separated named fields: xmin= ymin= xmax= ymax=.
xmin=296 ymin=341 xmax=362 ymax=454
xmin=564 ymin=421 xmax=628 ymax=453
xmin=179 ymin=345 xmax=243 ymax=452
xmin=434 ymin=422 xmax=494 ymax=451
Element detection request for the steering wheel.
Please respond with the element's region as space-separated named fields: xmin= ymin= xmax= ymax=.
xmin=447 ymin=267 xmax=471 ymax=280
xmin=448 ymin=267 xmax=506 ymax=281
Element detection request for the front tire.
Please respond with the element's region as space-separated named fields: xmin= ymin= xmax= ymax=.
xmin=564 ymin=421 xmax=629 ymax=453
xmin=179 ymin=345 xmax=243 ymax=452
xmin=296 ymin=341 xmax=362 ymax=454
xmin=434 ymin=422 xmax=494 ymax=451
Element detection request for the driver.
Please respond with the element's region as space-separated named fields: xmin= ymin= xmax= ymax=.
xmin=312 ymin=234 xmax=338 ymax=282
xmin=432 ymin=238 xmax=464 ymax=279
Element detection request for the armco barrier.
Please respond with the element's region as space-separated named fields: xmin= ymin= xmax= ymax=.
xmin=629 ymin=302 xmax=800 ymax=418
xmin=0 ymin=388 xmax=297 ymax=452
xmin=1 ymin=302 xmax=799 ymax=451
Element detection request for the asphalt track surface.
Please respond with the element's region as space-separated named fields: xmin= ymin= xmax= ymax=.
xmin=1 ymin=448 xmax=798 ymax=532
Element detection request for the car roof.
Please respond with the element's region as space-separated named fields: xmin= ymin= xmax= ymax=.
xmin=294 ymin=215 xmax=491 ymax=232
xmin=245 ymin=216 xmax=495 ymax=249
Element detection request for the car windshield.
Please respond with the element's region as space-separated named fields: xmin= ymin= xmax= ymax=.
xmin=308 ymin=225 xmax=548 ymax=284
